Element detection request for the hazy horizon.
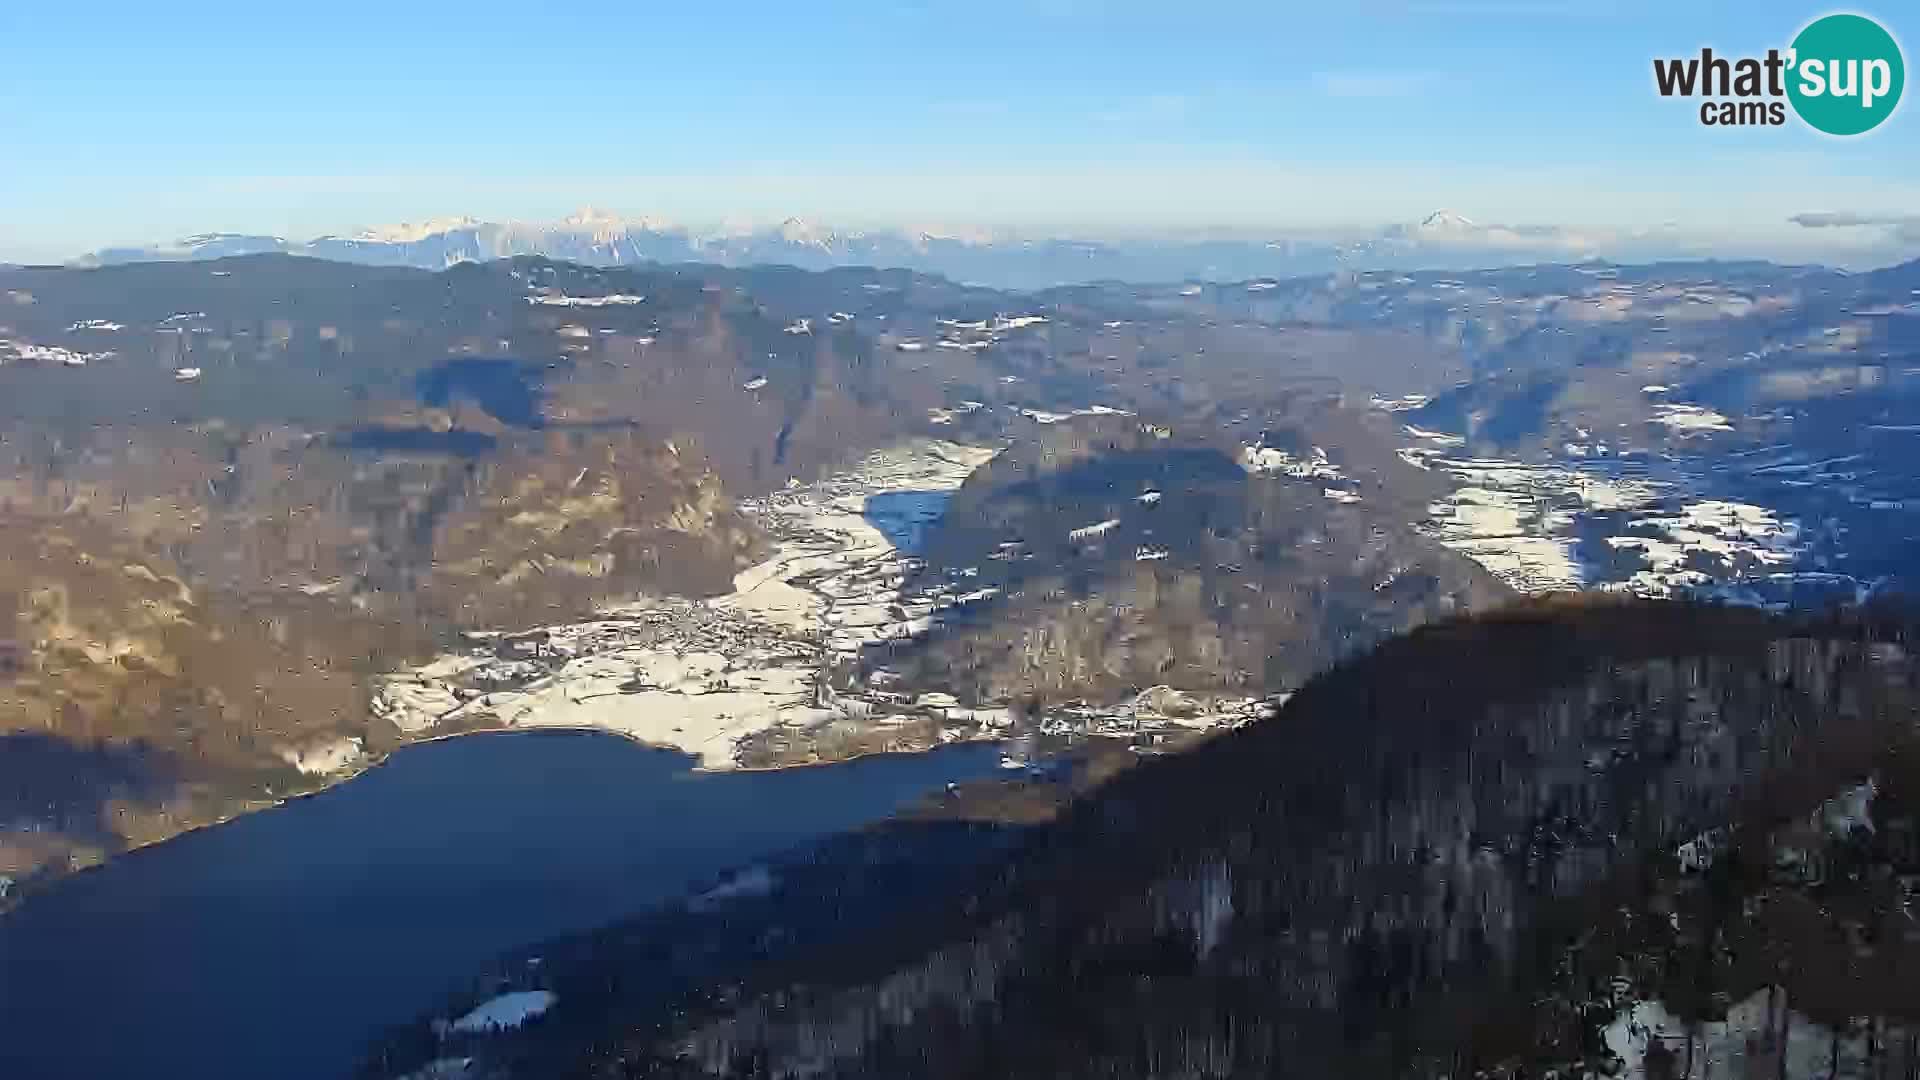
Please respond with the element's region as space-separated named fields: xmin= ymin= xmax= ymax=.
xmin=5 ymin=0 xmax=1915 ymax=266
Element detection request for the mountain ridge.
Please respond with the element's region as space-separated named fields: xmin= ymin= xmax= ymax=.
xmin=71 ymin=211 xmax=1864 ymax=290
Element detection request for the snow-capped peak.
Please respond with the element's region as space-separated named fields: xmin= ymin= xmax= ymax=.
xmin=776 ymin=217 xmax=838 ymax=249
xmin=1417 ymin=209 xmax=1477 ymax=232
xmin=178 ymin=232 xmax=286 ymax=248
xmin=555 ymin=206 xmax=676 ymax=239
xmin=351 ymin=217 xmax=481 ymax=243
xmin=909 ymin=224 xmax=1000 ymax=249
xmin=561 ymin=206 xmax=623 ymax=228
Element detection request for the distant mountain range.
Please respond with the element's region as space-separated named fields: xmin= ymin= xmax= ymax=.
xmin=73 ymin=209 xmax=1773 ymax=289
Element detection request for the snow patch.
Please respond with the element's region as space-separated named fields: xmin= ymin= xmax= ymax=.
xmin=1068 ymin=518 xmax=1121 ymax=541
xmin=0 ymin=339 xmax=115 ymax=367
xmin=1403 ymin=424 xmax=1466 ymax=446
xmin=1020 ymin=408 xmax=1071 ymax=424
xmin=1603 ymin=987 xmax=1847 ymax=1080
xmin=1650 ymin=403 xmax=1733 ymax=435
xmin=450 ymin=991 xmax=556 ymax=1034
xmin=688 ymin=866 xmax=777 ymax=912
xmin=995 ymin=314 xmax=1048 ymax=330
xmin=1241 ymin=442 xmax=1342 ymax=481
xmin=526 ymin=293 xmax=644 ymax=307
xmin=276 ymin=736 xmax=363 ymax=775
xmin=1818 ymin=777 xmax=1877 ymax=836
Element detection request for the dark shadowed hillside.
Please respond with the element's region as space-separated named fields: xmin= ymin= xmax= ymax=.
xmin=366 ymin=597 xmax=1920 ymax=1080
xmin=668 ymin=599 xmax=1919 ymax=1080
xmin=870 ymin=417 xmax=1507 ymax=702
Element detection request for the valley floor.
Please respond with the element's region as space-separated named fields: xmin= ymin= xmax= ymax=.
xmin=367 ymin=439 xmax=1267 ymax=778
xmin=1398 ymin=423 xmax=1872 ymax=605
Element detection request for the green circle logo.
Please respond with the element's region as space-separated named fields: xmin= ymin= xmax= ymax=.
xmin=1787 ymin=13 xmax=1905 ymax=135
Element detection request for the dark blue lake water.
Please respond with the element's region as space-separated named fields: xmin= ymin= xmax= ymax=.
xmin=0 ymin=732 xmax=1002 ymax=1080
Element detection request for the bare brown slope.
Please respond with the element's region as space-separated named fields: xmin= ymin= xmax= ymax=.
xmin=0 ymin=514 xmax=432 ymax=879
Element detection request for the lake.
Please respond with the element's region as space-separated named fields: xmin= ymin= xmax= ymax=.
xmin=0 ymin=732 xmax=1004 ymax=1080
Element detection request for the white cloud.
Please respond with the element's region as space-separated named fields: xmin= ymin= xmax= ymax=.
xmin=1790 ymin=211 xmax=1920 ymax=229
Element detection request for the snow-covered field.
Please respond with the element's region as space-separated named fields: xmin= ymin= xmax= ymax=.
xmin=373 ymin=441 xmax=997 ymax=767
xmin=1401 ymin=428 xmax=1811 ymax=600
xmin=369 ymin=439 xmax=1268 ymax=772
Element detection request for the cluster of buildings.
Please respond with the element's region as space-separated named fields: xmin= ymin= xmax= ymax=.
xmin=370 ymin=441 xmax=1273 ymax=773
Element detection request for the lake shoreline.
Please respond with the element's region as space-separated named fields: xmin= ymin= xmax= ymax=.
xmin=1 ymin=723 xmax=1013 ymax=918
xmin=7 ymin=439 xmax=1012 ymax=913
xmin=0 ymin=734 xmax=1013 ymax=1080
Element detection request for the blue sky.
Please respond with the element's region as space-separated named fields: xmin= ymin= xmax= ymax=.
xmin=2 ymin=0 xmax=1915 ymax=262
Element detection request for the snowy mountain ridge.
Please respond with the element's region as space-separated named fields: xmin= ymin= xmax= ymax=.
xmin=73 ymin=210 xmax=1725 ymax=288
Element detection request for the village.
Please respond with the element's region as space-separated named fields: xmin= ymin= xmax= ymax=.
xmin=371 ymin=440 xmax=1273 ymax=775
